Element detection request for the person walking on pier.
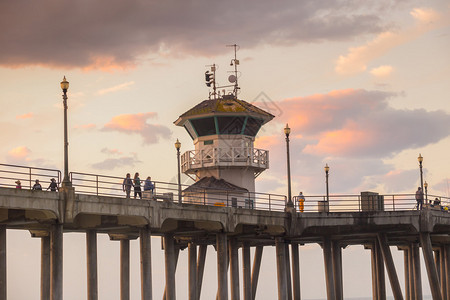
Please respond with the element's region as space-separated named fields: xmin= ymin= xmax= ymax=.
xmin=32 ymin=179 xmax=42 ymax=190
xmin=133 ymin=172 xmax=142 ymax=199
xmin=298 ymin=191 xmax=305 ymax=212
xmin=122 ymin=173 xmax=133 ymax=198
xmin=47 ymin=178 xmax=59 ymax=192
xmin=15 ymin=180 xmax=22 ymax=189
xmin=415 ymin=187 xmax=424 ymax=210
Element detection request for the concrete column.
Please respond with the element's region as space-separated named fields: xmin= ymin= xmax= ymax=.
xmin=140 ymin=227 xmax=152 ymax=300
xmin=163 ymin=246 xmax=180 ymax=300
xmin=188 ymin=243 xmax=197 ymax=300
xmin=435 ymin=249 xmax=441 ymax=281
xmin=402 ymin=249 xmax=410 ymax=300
xmin=445 ymin=245 xmax=450 ymax=300
xmin=51 ymin=223 xmax=63 ymax=300
xmin=196 ymin=245 xmax=207 ymax=300
xmin=284 ymin=243 xmax=292 ymax=300
xmin=371 ymin=244 xmax=378 ymax=300
xmin=120 ymin=240 xmax=130 ymax=300
xmin=275 ymin=238 xmax=288 ymax=300
xmin=375 ymin=241 xmax=386 ymax=300
xmin=229 ymin=238 xmax=240 ymax=300
xmin=291 ymin=243 xmax=301 ymax=300
xmin=411 ymin=243 xmax=422 ymax=300
xmin=332 ymin=241 xmax=343 ymax=300
xmin=41 ymin=236 xmax=51 ymax=300
xmin=419 ymin=232 xmax=443 ymax=300
xmin=377 ymin=233 xmax=403 ymax=300
xmin=322 ymin=238 xmax=336 ymax=300
xmin=86 ymin=230 xmax=98 ymax=300
xmin=164 ymin=234 xmax=176 ymax=300
xmin=0 ymin=226 xmax=6 ymax=300
xmin=251 ymin=246 xmax=263 ymax=300
xmin=439 ymin=246 xmax=447 ymax=298
xmin=242 ymin=243 xmax=251 ymax=300
xmin=216 ymin=233 xmax=228 ymax=300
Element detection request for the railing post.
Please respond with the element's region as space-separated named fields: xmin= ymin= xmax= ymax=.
xmin=392 ymin=195 xmax=395 ymax=211
xmin=29 ymin=167 xmax=32 ymax=190
xmin=96 ymin=175 xmax=99 ymax=196
xmin=268 ymin=195 xmax=271 ymax=211
xmin=203 ymin=189 xmax=206 ymax=205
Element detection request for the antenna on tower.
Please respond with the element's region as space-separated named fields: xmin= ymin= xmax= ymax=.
xmin=205 ymin=63 xmax=217 ymax=100
xmin=227 ymin=44 xmax=240 ymax=96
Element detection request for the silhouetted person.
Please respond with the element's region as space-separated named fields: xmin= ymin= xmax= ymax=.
xmin=32 ymin=179 xmax=42 ymax=190
xmin=122 ymin=173 xmax=133 ymax=198
xmin=47 ymin=178 xmax=59 ymax=191
xmin=415 ymin=187 xmax=424 ymax=210
xmin=134 ymin=172 xmax=142 ymax=199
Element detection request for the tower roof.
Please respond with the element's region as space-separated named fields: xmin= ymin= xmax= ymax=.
xmin=174 ymin=96 xmax=274 ymax=127
xmin=182 ymin=176 xmax=248 ymax=193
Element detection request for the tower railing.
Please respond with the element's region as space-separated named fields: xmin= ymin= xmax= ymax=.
xmin=181 ymin=147 xmax=269 ymax=173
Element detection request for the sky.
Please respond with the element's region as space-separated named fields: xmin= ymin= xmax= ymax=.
xmin=1 ymin=0 xmax=450 ymax=299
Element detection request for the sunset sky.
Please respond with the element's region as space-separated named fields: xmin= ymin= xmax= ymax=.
xmin=1 ymin=0 xmax=449 ymax=299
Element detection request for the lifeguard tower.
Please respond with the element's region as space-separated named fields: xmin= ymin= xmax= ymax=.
xmin=174 ymin=46 xmax=274 ymax=207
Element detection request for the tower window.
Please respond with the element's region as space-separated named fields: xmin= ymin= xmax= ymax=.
xmin=244 ymin=118 xmax=264 ymax=136
xmin=217 ymin=116 xmax=245 ymax=134
xmin=190 ymin=117 xmax=216 ymax=136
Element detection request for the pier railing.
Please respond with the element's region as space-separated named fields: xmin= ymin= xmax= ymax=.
xmin=0 ymin=163 xmax=61 ymax=190
xmin=293 ymin=194 xmax=450 ymax=212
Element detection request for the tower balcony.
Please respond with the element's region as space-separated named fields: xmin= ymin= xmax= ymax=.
xmin=181 ymin=147 xmax=269 ymax=174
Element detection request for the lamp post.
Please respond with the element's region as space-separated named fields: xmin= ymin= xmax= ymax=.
xmin=61 ymin=76 xmax=71 ymax=187
xmin=284 ymin=124 xmax=293 ymax=208
xmin=424 ymin=181 xmax=428 ymax=202
xmin=175 ymin=139 xmax=182 ymax=204
xmin=324 ymin=164 xmax=330 ymax=202
xmin=418 ymin=153 xmax=424 ymax=192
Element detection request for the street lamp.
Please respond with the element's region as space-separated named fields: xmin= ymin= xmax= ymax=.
xmin=60 ymin=76 xmax=71 ymax=187
xmin=284 ymin=124 xmax=293 ymax=208
xmin=418 ymin=153 xmax=424 ymax=192
xmin=424 ymin=181 xmax=428 ymax=202
xmin=324 ymin=164 xmax=330 ymax=202
xmin=175 ymin=139 xmax=182 ymax=204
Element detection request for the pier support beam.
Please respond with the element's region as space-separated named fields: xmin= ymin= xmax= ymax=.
xmin=285 ymin=243 xmax=293 ymax=300
xmin=51 ymin=224 xmax=63 ymax=300
xmin=371 ymin=242 xmax=386 ymax=300
xmin=0 ymin=226 xmax=6 ymax=300
xmin=445 ymin=245 xmax=450 ymax=300
xmin=411 ymin=243 xmax=422 ymax=300
xmin=140 ymin=227 xmax=152 ymax=300
xmin=216 ymin=233 xmax=228 ymax=300
xmin=439 ymin=246 xmax=447 ymax=298
xmin=276 ymin=238 xmax=288 ymax=300
xmin=291 ymin=243 xmax=301 ymax=300
xmin=419 ymin=233 xmax=443 ymax=300
xmin=229 ymin=238 xmax=240 ymax=300
xmin=400 ymin=247 xmax=410 ymax=300
xmin=196 ymin=245 xmax=207 ymax=300
xmin=377 ymin=233 xmax=403 ymax=300
xmin=41 ymin=236 xmax=51 ymax=300
xmin=164 ymin=234 xmax=176 ymax=300
xmin=188 ymin=243 xmax=197 ymax=300
xmin=322 ymin=237 xmax=336 ymax=300
xmin=251 ymin=246 xmax=263 ymax=300
xmin=332 ymin=241 xmax=343 ymax=300
xmin=120 ymin=240 xmax=130 ymax=300
xmin=86 ymin=229 xmax=98 ymax=300
xmin=242 ymin=242 xmax=251 ymax=300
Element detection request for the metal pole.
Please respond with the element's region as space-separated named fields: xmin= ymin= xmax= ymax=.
xmin=419 ymin=160 xmax=424 ymax=192
xmin=62 ymin=89 xmax=71 ymax=187
xmin=285 ymin=130 xmax=293 ymax=207
xmin=177 ymin=148 xmax=181 ymax=204
xmin=325 ymin=170 xmax=329 ymax=202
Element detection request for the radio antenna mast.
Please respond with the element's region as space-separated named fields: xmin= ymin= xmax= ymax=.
xmin=227 ymin=44 xmax=240 ymax=96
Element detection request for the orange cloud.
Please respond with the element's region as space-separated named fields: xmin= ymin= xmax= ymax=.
xmin=16 ymin=113 xmax=33 ymax=119
xmin=104 ymin=112 xmax=157 ymax=131
xmin=97 ymin=81 xmax=135 ymax=95
xmin=74 ymin=123 xmax=96 ymax=130
xmin=8 ymin=146 xmax=31 ymax=159
xmin=370 ymin=65 xmax=393 ymax=77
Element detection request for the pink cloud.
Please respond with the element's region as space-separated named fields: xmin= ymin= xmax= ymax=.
xmin=74 ymin=123 xmax=96 ymax=130
xmin=8 ymin=146 xmax=31 ymax=159
xmin=103 ymin=112 xmax=171 ymax=144
xmin=16 ymin=113 xmax=33 ymax=119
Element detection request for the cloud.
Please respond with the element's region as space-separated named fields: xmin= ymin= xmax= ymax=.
xmin=101 ymin=148 xmax=123 ymax=155
xmin=74 ymin=123 xmax=96 ymax=130
xmin=96 ymin=81 xmax=135 ymax=95
xmin=91 ymin=156 xmax=141 ymax=170
xmin=0 ymin=1 xmax=396 ymax=69
xmin=278 ymin=89 xmax=450 ymax=158
xmin=7 ymin=146 xmax=31 ymax=160
xmin=335 ymin=7 xmax=449 ymax=75
xmin=102 ymin=112 xmax=171 ymax=144
xmin=370 ymin=65 xmax=393 ymax=77
xmin=16 ymin=113 xmax=33 ymax=120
